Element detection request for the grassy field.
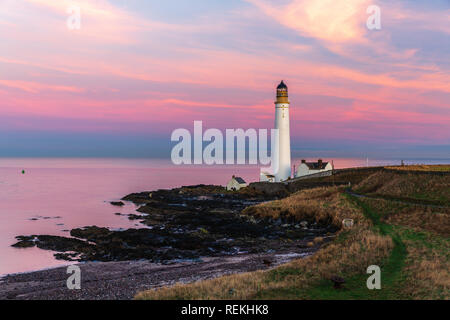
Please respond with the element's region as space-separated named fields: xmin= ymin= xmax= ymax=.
xmin=135 ymin=167 xmax=449 ymax=300
xmin=354 ymin=170 xmax=450 ymax=205
xmin=386 ymin=165 xmax=450 ymax=172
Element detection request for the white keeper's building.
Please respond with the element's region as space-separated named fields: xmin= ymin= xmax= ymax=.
xmin=226 ymin=176 xmax=248 ymax=191
xmin=295 ymin=159 xmax=333 ymax=178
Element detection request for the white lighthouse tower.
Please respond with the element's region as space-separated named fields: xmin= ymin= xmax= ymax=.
xmin=273 ymin=80 xmax=291 ymax=182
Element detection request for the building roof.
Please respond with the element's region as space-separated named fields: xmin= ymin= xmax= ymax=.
xmin=303 ymin=161 xmax=329 ymax=170
xmin=233 ymin=177 xmax=247 ymax=184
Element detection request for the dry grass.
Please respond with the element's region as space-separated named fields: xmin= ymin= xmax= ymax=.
xmin=387 ymin=210 xmax=450 ymax=238
xmin=306 ymin=167 xmax=382 ymax=183
xmin=360 ymin=198 xmax=450 ymax=237
xmin=359 ymin=196 xmax=450 ymax=299
xmin=386 ymin=165 xmax=450 ymax=172
xmin=404 ymin=248 xmax=450 ymax=299
xmin=135 ymin=187 xmax=393 ymax=300
xmin=398 ymin=229 xmax=450 ymax=299
xmin=135 ymin=227 xmax=393 ymax=300
xmin=243 ymin=187 xmax=366 ymax=229
xmin=135 ymin=172 xmax=450 ymax=300
xmin=355 ymin=171 xmax=450 ymax=204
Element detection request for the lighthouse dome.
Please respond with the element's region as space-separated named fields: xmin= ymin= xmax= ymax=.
xmin=276 ymin=80 xmax=288 ymax=99
xmin=277 ymin=80 xmax=287 ymax=90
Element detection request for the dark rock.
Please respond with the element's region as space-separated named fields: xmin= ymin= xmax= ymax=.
xmin=110 ymin=201 xmax=125 ymax=207
xmin=12 ymin=235 xmax=93 ymax=256
xmin=11 ymin=240 xmax=35 ymax=248
xmin=330 ymin=276 xmax=346 ymax=289
xmin=35 ymin=235 xmax=92 ymax=253
xmin=71 ymin=226 xmax=111 ymax=240
xmin=263 ymin=259 xmax=273 ymax=266
xmin=13 ymin=184 xmax=334 ymax=263
xmin=122 ymin=192 xmax=152 ymax=204
xmin=247 ymin=182 xmax=288 ymax=197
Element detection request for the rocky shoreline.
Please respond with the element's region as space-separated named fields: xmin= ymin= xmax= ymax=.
xmin=3 ymin=184 xmax=336 ymax=299
xmin=0 ymin=242 xmax=330 ymax=300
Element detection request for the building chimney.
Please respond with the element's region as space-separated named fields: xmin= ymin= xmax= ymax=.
xmin=318 ymin=159 xmax=323 ymax=167
xmin=301 ymin=159 xmax=306 ymax=164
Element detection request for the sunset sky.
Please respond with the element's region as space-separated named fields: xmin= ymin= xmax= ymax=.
xmin=0 ymin=0 xmax=449 ymax=158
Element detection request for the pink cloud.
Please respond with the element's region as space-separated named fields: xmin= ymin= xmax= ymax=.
xmin=0 ymin=79 xmax=84 ymax=93
xmin=246 ymin=0 xmax=371 ymax=43
xmin=0 ymin=0 xmax=447 ymax=148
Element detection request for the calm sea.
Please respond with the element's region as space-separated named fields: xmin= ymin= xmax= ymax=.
xmin=0 ymin=157 xmax=448 ymax=276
